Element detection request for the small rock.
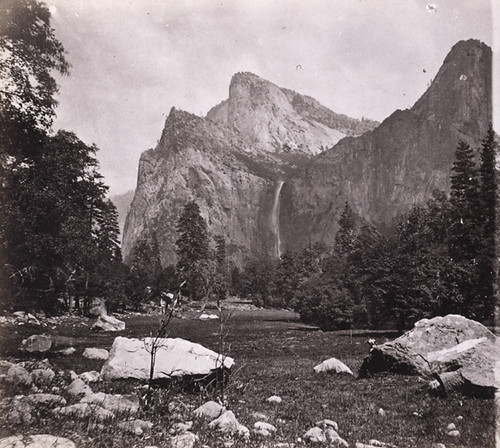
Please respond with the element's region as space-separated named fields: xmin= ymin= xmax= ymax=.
xmin=303 ymin=427 xmax=325 ymax=443
xmin=208 ymin=410 xmax=250 ymax=437
xmin=267 ymin=395 xmax=282 ymax=404
xmin=170 ymin=432 xmax=198 ymax=448
xmin=31 ymin=367 xmax=55 ymax=387
xmin=26 ymin=393 xmax=67 ymax=407
xmin=65 ymin=378 xmax=93 ymax=399
xmin=118 ymin=419 xmax=154 ymax=434
xmin=254 ymin=421 xmax=276 ymax=432
xmin=377 ymin=408 xmax=385 ymax=416
xmin=193 ymin=401 xmax=226 ymax=420
xmin=6 ymin=365 xmax=32 ymax=387
xmin=54 ymin=403 xmax=114 ymax=421
xmin=58 ymin=347 xmax=77 ymax=356
xmin=446 ymin=423 xmax=456 ymax=431
xmin=447 ymin=430 xmax=460 ymax=438
xmin=0 ymin=435 xmax=76 ymax=448
xmin=83 ymin=348 xmax=109 ymax=360
xmin=324 ymin=428 xmax=348 ymax=447
xmin=456 ymin=415 xmax=463 ymax=421
xmin=313 ymin=357 xmax=353 ymax=375
xmin=199 ymin=313 xmax=219 ymax=320
xmin=80 ymin=392 xmax=139 ymax=414
xmin=91 ymin=314 xmax=125 ymax=331
xmin=169 ymin=421 xmax=194 ymax=435
xmin=252 ymin=411 xmax=269 ymax=421
xmin=20 ymin=334 xmax=52 ymax=352
xmin=79 ymin=370 xmax=101 ymax=383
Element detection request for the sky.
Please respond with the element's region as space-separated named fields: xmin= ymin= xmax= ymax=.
xmin=47 ymin=0 xmax=497 ymax=196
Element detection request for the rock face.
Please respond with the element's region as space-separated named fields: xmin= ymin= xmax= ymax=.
xmin=100 ymin=336 xmax=234 ymax=381
xmin=123 ymin=40 xmax=491 ymax=265
xmin=359 ymin=314 xmax=499 ymax=397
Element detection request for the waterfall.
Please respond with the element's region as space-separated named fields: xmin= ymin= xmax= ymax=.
xmin=271 ymin=180 xmax=284 ymax=258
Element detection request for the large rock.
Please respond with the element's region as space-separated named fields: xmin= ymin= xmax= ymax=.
xmin=100 ymin=336 xmax=234 ymax=381
xmin=0 ymin=435 xmax=76 ymax=448
xmin=83 ymin=347 xmax=109 ymax=360
xmin=360 ymin=314 xmax=499 ymax=397
xmin=208 ymin=410 xmax=249 ymax=437
xmin=314 ymin=357 xmax=353 ymax=375
xmin=91 ymin=314 xmax=125 ymax=332
xmin=20 ymin=334 xmax=52 ymax=353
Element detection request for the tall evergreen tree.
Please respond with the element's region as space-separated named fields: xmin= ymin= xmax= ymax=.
xmin=175 ymin=201 xmax=210 ymax=300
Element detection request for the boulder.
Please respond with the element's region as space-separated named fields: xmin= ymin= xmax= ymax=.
xmin=91 ymin=314 xmax=125 ymax=332
xmin=314 ymin=357 xmax=353 ymax=375
xmin=25 ymin=393 xmax=66 ymax=407
xmin=267 ymin=395 xmax=282 ymax=403
xmin=253 ymin=421 xmax=276 ymax=437
xmin=6 ymin=365 xmax=32 ymax=387
xmin=194 ymin=401 xmax=226 ymax=420
xmin=0 ymin=396 xmax=33 ymax=425
xmin=80 ymin=392 xmax=139 ymax=414
xmin=359 ymin=314 xmax=499 ymax=397
xmin=101 ymin=337 xmax=234 ymax=381
xmin=83 ymin=348 xmax=109 ymax=360
xmin=31 ymin=367 xmax=55 ymax=387
xmin=20 ymin=334 xmax=52 ymax=353
xmin=54 ymin=403 xmax=114 ymax=421
xmin=0 ymin=435 xmax=76 ymax=448
xmin=65 ymin=378 xmax=93 ymax=399
xmin=208 ymin=410 xmax=249 ymax=437
xmin=117 ymin=419 xmax=153 ymax=435
xmin=79 ymin=370 xmax=101 ymax=383
xmin=170 ymin=432 xmax=198 ymax=448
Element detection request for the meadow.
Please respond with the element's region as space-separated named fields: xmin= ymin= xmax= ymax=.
xmin=0 ymin=303 xmax=495 ymax=448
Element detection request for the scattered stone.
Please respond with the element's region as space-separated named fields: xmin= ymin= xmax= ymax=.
xmin=316 ymin=419 xmax=339 ymax=431
xmin=54 ymin=403 xmax=114 ymax=421
xmin=325 ymin=428 xmax=348 ymax=447
xmin=65 ymin=378 xmax=93 ymax=399
xmin=359 ymin=314 xmax=499 ymax=397
xmin=199 ymin=313 xmax=219 ymax=320
xmin=253 ymin=421 xmax=277 ymax=437
xmin=118 ymin=419 xmax=154 ymax=435
xmin=79 ymin=370 xmax=101 ymax=383
xmin=252 ymin=411 xmax=269 ymax=421
xmin=194 ymin=401 xmax=226 ymax=420
xmin=83 ymin=347 xmax=110 ymax=360
xmin=267 ymin=395 xmax=282 ymax=404
xmin=456 ymin=415 xmax=463 ymax=421
xmin=170 ymin=421 xmax=194 ymax=435
xmin=0 ymin=396 xmax=33 ymax=425
xmin=6 ymin=364 xmax=32 ymax=387
xmin=20 ymin=334 xmax=52 ymax=353
xmin=26 ymin=393 xmax=67 ymax=407
xmin=13 ymin=311 xmax=40 ymax=325
xmin=0 ymin=435 xmax=76 ymax=448
xmin=101 ymin=337 xmax=233 ymax=380
xmin=447 ymin=430 xmax=460 ymax=438
xmin=91 ymin=314 xmax=125 ymax=332
xmin=170 ymin=431 xmax=198 ymax=448
xmin=80 ymin=392 xmax=139 ymax=414
xmin=446 ymin=423 xmax=456 ymax=431
xmin=378 ymin=408 xmax=386 ymax=417
xmin=57 ymin=347 xmax=77 ymax=356
xmin=303 ymin=426 xmax=325 ymax=443
xmin=31 ymin=367 xmax=55 ymax=387
xmin=208 ymin=410 xmax=250 ymax=437
xmin=313 ymin=357 xmax=353 ymax=375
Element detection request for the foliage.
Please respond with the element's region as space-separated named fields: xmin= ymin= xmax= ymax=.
xmin=175 ymin=201 xmax=211 ymax=300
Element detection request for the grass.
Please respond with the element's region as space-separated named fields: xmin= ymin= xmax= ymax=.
xmin=0 ymin=305 xmax=495 ymax=447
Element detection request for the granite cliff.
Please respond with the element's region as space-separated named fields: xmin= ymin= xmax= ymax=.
xmin=122 ymin=39 xmax=492 ymax=266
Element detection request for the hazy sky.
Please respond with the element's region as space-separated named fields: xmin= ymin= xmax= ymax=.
xmin=48 ymin=0 xmax=496 ymax=196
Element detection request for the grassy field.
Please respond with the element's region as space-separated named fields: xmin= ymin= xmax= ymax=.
xmin=0 ymin=304 xmax=496 ymax=448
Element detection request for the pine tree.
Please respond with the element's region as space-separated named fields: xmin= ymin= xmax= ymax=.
xmin=175 ymin=201 xmax=210 ymax=300
xmin=334 ymin=201 xmax=357 ymax=256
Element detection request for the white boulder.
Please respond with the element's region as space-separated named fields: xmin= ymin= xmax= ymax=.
xmin=194 ymin=401 xmax=226 ymax=420
xmin=83 ymin=348 xmax=109 ymax=360
xmin=0 ymin=435 xmax=76 ymax=448
xmin=101 ymin=337 xmax=234 ymax=381
xmin=208 ymin=410 xmax=250 ymax=437
xmin=314 ymin=357 xmax=353 ymax=375
xmin=91 ymin=314 xmax=125 ymax=332
xmin=20 ymin=334 xmax=52 ymax=353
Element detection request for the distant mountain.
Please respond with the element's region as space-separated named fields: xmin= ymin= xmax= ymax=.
xmin=122 ymin=40 xmax=492 ymax=266
xmin=110 ymin=190 xmax=134 ymax=237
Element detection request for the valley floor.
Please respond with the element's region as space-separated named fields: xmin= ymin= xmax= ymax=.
xmin=0 ymin=305 xmax=495 ymax=448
